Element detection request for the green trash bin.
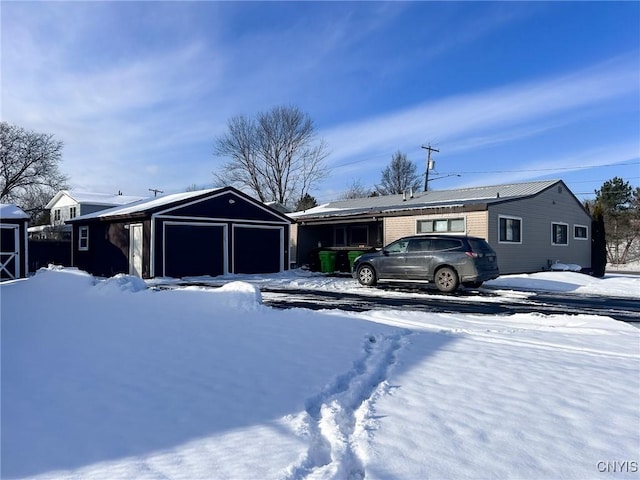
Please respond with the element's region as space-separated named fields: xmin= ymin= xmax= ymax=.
xmin=348 ymin=251 xmax=362 ymax=272
xmin=318 ymin=250 xmax=337 ymax=273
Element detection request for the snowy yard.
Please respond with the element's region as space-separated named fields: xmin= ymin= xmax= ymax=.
xmin=1 ymin=268 xmax=639 ymax=479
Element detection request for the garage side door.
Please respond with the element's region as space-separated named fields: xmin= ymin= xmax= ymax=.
xmin=164 ymin=223 xmax=226 ymax=278
xmin=0 ymin=225 xmax=19 ymax=280
xmin=233 ymin=226 xmax=282 ymax=274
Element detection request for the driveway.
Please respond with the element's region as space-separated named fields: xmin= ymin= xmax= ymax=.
xmin=261 ymin=285 xmax=640 ymax=323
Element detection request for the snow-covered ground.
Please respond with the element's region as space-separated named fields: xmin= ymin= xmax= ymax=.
xmin=2 ymin=267 xmax=639 ymax=479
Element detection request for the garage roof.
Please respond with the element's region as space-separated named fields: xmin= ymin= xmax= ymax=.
xmin=0 ymin=203 xmax=29 ymax=220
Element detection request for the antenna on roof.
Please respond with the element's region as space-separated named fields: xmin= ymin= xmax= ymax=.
xmin=149 ymin=188 xmax=164 ymax=197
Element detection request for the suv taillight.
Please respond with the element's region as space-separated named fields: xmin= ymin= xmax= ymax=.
xmin=465 ymin=251 xmax=479 ymax=258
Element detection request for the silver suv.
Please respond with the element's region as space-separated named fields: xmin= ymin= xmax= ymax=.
xmin=352 ymin=235 xmax=500 ymax=293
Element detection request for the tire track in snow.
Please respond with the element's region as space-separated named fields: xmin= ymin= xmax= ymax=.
xmin=284 ymin=330 xmax=410 ymax=480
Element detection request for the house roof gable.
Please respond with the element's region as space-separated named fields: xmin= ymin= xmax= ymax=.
xmin=46 ymin=190 xmax=147 ymax=209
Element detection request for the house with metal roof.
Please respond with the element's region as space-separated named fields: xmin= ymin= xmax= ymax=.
xmin=289 ymin=179 xmax=593 ymax=275
xmin=67 ymin=187 xmax=292 ymax=279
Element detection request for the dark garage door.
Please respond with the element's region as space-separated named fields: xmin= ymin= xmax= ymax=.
xmin=164 ymin=223 xmax=225 ymax=278
xmin=233 ymin=226 xmax=282 ymax=274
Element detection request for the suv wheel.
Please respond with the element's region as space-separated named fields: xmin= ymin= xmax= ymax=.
xmin=356 ymin=264 xmax=377 ymax=286
xmin=435 ymin=267 xmax=459 ymax=293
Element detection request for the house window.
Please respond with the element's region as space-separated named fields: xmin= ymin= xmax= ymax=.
xmin=552 ymin=223 xmax=568 ymax=246
xmin=54 ymin=209 xmax=61 ymax=222
xmin=70 ymin=207 xmax=77 ymax=219
xmin=574 ymin=225 xmax=588 ymax=240
xmin=350 ymin=225 xmax=368 ymax=245
xmin=78 ymin=226 xmax=89 ymax=251
xmin=499 ymin=216 xmax=522 ymax=243
xmin=334 ymin=225 xmax=368 ymax=246
xmin=417 ymin=217 xmax=465 ymax=234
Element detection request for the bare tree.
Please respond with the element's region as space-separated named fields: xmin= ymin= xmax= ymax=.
xmin=0 ymin=122 xmax=68 ymax=221
xmin=377 ymin=151 xmax=421 ymax=195
xmin=214 ymin=105 xmax=329 ymax=208
xmin=339 ymin=179 xmax=372 ymax=200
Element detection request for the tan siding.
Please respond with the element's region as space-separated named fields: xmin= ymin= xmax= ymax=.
xmin=383 ymin=211 xmax=489 ymax=245
xmin=383 ymin=216 xmax=414 ymax=244
xmin=464 ymin=211 xmax=488 ymax=238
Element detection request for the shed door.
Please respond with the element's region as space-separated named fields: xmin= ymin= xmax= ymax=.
xmin=164 ymin=223 xmax=226 ymax=278
xmin=233 ymin=226 xmax=283 ymax=274
xmin=129 ymin=223 xmax=143 ymax=277
xmin=0 ymin=225 xmax=20 ymax=280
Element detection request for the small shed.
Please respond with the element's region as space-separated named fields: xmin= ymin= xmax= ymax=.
xmin=0 ymin=204 xmax=29 ymax=281
xmin=67 ymin=187 xmax=292 ymax=279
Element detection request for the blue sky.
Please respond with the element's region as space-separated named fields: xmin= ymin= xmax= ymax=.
xmin=2 ymin=1 xmax=639 ymax=204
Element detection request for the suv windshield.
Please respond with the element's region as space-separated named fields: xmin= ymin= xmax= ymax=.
xmin=385 ymin=239 xmax=409 ymax=253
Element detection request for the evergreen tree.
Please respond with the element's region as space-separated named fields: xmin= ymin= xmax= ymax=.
xmin=295 ymin=193 xmax=318 ymax=211
xmin=595 ymin=177 xmax=639 ymax=264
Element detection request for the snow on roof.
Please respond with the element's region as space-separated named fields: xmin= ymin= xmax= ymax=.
xmin=71 ymin=188 xmax=222 ymax=221
xmin=46 ymin=190 xmax=148 ymax=209
xmin=291 ymin=179 xmax=562 ymax=219
xmin=0 ymin=203 xmax=29 ymax=220
xmin=288 ymin=204 xmax=351 ymax=219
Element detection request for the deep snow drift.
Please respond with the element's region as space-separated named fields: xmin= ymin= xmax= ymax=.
xmin=1 ymin=268 xmax=639 ymax=479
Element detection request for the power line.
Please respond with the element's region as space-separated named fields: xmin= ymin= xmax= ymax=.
xmin=566 ymin=177 xmax=640 ymax=184
xmin=436 ymin=161 xmax=639 ymax=175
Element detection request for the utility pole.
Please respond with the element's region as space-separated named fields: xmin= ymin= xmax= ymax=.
xmin=149 ymin=188 xmax=164 ymax=197
xmin=421 ymin=143 xmax=439 ymax=192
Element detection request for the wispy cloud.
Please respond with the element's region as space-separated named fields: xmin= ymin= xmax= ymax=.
xmin=1 ymin=2 xmax=637 ymax=199
xmin=2 ymin=3 xmax=224 ymax=193
xmin=321 ymin=54 xmax=639 ymax=168
xmin=454 ymin=141 xmax=640 ymax=188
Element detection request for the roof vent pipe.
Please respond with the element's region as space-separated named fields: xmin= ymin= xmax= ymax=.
xmin=410 ymin=188 xmax=414 ymax=198
xmin=403 ymin=191 xmax=407 ymax=201
xmin=496 ymin=192 xmax=500 ymax=198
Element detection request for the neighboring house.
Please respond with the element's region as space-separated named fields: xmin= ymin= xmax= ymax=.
xmin=289 ymin=180 xmax=593 ymax=275
xmin=30 ymin=190 xmax=147 ymax=240
xmin=0 ymin=204 xmax=29 ymax=280
xmin=67 ymin=187 xmax=292 ymax=279
xmin=27 ymin=190 xmax=147 ymax=272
